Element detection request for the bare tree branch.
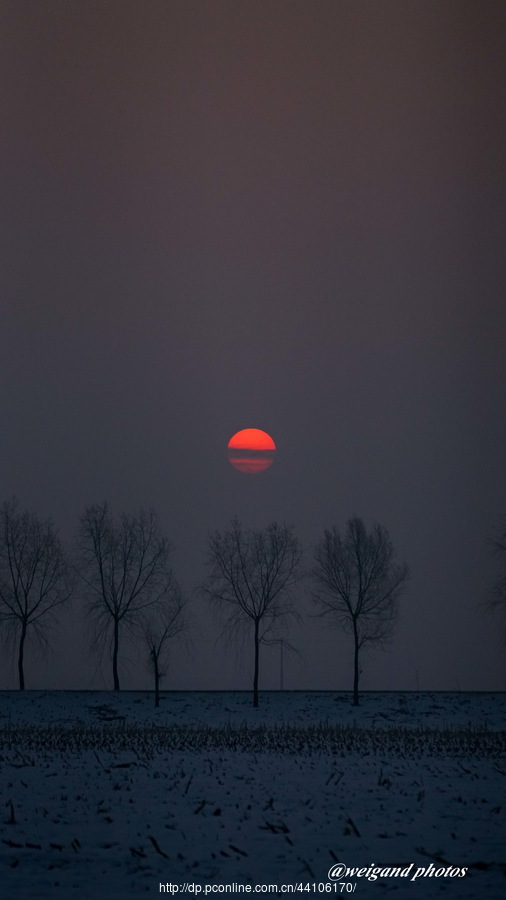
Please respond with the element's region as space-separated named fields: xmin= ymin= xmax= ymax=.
xmin=485 ymin=516 xmax=506 ymax=633
xmin=312 ymin=517 xmax=409 ymax=705
xmin=142 ymin=584 xmax=188 ymax=706
xmin=77 ymin=502 xmax=176 ymax=690
xmin=0 ymin=497 xmax=74 ymax=689
xmin=203 ymin=519 xmax=303 ymax=706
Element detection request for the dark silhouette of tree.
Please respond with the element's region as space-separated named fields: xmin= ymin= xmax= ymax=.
xmin=204 ymin=518 xmax=302 ymax=707
xmin=312 ymin=517 xmax=409 ymax=706
xmin=486 ymin=517 xmax=506 ymax=633
xmin=0 ymin=497 xmax=73 ymax=689
xmin=142 ymin=585 xmax=187 ymax=707
xmin=78 ymin=502 xmax=176 ymax=691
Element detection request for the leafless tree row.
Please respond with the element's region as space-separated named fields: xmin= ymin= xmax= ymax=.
xmin=0 ymin=499 xmax=186 ymax=700
xmin=0 ymin=496 xmax=419 ymax=706
xmin=77 ymin=503 xmax=185 ymax=694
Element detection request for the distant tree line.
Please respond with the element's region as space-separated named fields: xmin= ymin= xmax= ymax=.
xmin=0 ymin=494 xmax=438 ymax=706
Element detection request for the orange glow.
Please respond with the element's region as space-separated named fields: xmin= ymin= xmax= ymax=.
xmin=227 ymin=428 xmax=276 ymax=451
xmin=227 ymin=428 xmax=276 ymax=474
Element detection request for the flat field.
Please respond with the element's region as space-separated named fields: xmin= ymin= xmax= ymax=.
xmin=0 ymin=691 xmax=505 ymax=899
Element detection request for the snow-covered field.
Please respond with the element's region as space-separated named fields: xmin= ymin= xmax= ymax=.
xmin=0 ymin=691 xmax=505 ymax=899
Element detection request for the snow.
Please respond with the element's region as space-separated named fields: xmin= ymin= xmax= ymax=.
xmin=0 ymin=691 xmax=505 ymax=899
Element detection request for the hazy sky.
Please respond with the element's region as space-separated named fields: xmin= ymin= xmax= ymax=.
xmin=1 ymin=0 xmax=505 ymax=692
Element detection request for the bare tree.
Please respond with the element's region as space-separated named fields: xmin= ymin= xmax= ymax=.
xmin=312 ymin=517 xmax=409 ymax=706
xmin=486 ymin=517 xmax=506 ymax=633
xmin=78 ymin=502 xmax=176 ymax=691
xmin=0 ymin=497 xmax=73 ymax=690
xmin=142 ymin=585 xmax=187 ymax=707
xmin=204 ymin=518 xmax=303 ymax=707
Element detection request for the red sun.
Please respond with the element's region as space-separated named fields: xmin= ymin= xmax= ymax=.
xmin=227 ymin=428 xmax=276 ymax=474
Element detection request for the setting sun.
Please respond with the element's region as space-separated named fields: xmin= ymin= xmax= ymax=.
xmin=227 ymin=428 xmax=276 ymax=474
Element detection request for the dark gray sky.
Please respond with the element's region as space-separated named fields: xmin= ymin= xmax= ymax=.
xmin=1 ymin=0 xmax=505 ymax=691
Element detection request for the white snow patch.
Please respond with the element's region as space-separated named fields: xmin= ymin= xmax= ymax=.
xmin=0 ymin=691 xmax=504 ymax=898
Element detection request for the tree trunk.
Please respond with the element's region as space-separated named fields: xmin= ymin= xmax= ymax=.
xmin=18 ymin=621 xmax=27 ymax=691
xmin=112 ymin=619 xmax=120 ymax=691
xmin=154 ymin=656 xmax=160 ymax=708
xmin=253 ymin=619 xmax=260 ymax=708
xmin=352 ymin=621 xmax=360 ymax=706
